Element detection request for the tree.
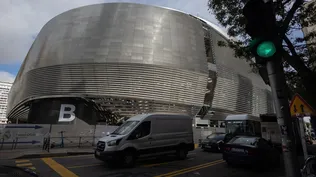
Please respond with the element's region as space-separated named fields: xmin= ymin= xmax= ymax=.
xmin=96 ymin=109 xmax=126 ymax=125
xmin=207 ymin=0 xmax=316 ymax=108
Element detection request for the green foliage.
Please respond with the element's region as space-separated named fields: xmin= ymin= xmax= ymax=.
xmin=97 ymin=109 xmax=126 ymax=125
xmin=208 ymin=0 xmax=316 ymax=105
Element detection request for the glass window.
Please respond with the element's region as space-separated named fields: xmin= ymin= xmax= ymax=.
xmin=229 ymin=136 xmax=258 ymax=146
xmin=111 ymin=121 xmax=139 ymax=135
xmin=226 ymin=120 xmax=246 ymax=134
xmin=207 ymin=133 xmax=225 ymax=140
xmin=140 ymin=121 xmax=151 ymax=137
xmin=131 ymin=121 xmax=151 ymax=139
xmin=210 ymin=120 xmax=218 ymax=127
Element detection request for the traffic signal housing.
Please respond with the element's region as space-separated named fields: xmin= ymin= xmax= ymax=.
xmin=243 ymin=0 xmax=279 ymax=64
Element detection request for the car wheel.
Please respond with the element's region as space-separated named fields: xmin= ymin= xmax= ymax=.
xmin=123 ymin=150 xmax=136 ymax=168
xmin=273 ymin=155 xmax=281 ymax=168
xmin=226 ymin=160 xmax=233 ymax=167
xmin=176 ymin=147 xmax=188 ymax=160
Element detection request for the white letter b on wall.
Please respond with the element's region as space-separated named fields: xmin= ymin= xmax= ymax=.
xmin=58 ymin=104 xmax=76 ymax=122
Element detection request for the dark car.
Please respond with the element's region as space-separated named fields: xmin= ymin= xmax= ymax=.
xmin=200 ymin=133 xmax=226 ymax=152
xmin=222 ymin=136 xmax=280 ymax=168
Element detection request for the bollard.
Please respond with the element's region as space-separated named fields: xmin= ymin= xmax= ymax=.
xmin=14 ymin=137 xmax=18 ymax=149
xmin=78 ymin=137 xmax=82 ymax=147
xmin=0 ymin=138 xmax=4 ymax=150
xmin=11 ymin=139 xmax=15 ymax=150
xmin=42 ymin=138 xmax=46 ymax=150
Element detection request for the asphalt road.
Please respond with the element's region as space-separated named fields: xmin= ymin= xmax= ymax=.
xmin=0 ymin=149 xmax=285 ymax=177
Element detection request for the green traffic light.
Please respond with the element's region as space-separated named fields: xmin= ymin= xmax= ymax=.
xmin=256 ymin=41 xmax=276 ymax=58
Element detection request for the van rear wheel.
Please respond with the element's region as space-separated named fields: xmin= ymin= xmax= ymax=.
xmin=176 ymin=147 xmax=188 ymax=160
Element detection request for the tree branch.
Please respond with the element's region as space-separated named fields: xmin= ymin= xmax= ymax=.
xmin=284 ymin=35 xmax=299 ymax=57
xmin=281 ymin=0 xmax=303 ymax=35
xmin=282 ymin=50 xmax=312 ymax=78
xmin=282 ymin=0 xmax=292 ymax=6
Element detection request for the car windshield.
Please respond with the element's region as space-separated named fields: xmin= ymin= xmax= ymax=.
xmin=207 ymin=134 xmax=225 ymax=140
xmin=229 ymin=137 xmax=258 ymax=146
xmin=111 ymin=121 xmax=139 ymax=135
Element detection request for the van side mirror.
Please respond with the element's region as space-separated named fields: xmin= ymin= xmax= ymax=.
xmin=129 ymin=130 xmax=142 ymax=140
xmin=135 ymin=132 xmax=141 ymax=139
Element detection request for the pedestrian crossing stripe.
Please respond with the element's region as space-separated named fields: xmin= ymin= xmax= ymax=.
xmin=16 ymin=163 xmax=32 ymax=167
xmin=15 ymin=159 xmax=36 ymax=171
xmin=15 ymin=159 xmax=30 ymax=163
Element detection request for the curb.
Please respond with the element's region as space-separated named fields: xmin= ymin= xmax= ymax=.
xmin=13 ymin=144 xmax=200 ymax=159
xmin=14 ymin=151 xmax=94 ymax=159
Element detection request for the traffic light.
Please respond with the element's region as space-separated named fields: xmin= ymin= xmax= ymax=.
xmin=243 ymin=0 xmax=278 ymax=63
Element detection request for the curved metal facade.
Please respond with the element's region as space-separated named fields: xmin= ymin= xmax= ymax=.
xmin=7 ymin=3 xmax=274 ymax=122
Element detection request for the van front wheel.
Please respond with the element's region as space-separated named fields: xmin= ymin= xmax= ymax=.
xmin=122 ymin=150 xmax=136 ymax=168
xmin=176 ymin=147 xmax=188 ymax=160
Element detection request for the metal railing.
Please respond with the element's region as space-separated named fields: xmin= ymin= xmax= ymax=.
xmin=42 ymin=136 xmax=102 ymax=152
xmin=0 ymin=136 xmax=102 ymax=151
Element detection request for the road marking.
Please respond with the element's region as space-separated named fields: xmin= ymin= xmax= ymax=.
xmin=154 ymin=159 xmax=224 ymax=177
xmin=54 ymin=154 xmax=93 ymax=159
xmin=15 ymin=159 xmax=36 ymax=170
xmin=42 ymin=158 xmax=78 ymax=177
xmin=167 ymin=161 xmax=224 ymax=177
xmin=16 ymin=163 xmax=33 ymax=167
xmin=67 ymin=163 xmax=103 ymax=169
xmin=142 ymin=161 xmax=170 ymax=168
xmin=15 ymin=159 xmax=30 ymax=163
xmin=141 ymin=157 xmax=194 ymax=168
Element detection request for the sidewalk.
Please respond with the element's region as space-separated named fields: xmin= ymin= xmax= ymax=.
xmin=0 ymin=147 xmax=94 ymax=160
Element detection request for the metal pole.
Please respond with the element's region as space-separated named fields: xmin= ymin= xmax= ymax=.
xmin=266 ymin=59 xmax=301 ymax=177
xmin=47 ymin=124 xmax=52 ymax=152
xmin=92 ymin=124 xmax=96 ymax=146
xmin=298 ymin=117 xmax=308 ymax=160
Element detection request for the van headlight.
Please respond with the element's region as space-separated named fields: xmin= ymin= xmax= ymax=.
xmin=107 ymin=139 xmax=122 ymax=146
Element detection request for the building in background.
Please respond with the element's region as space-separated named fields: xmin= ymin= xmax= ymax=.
xmin=0 ymin=82 xmax=12 ymax=124
xmin=6 ymin=3 xmax=274 ymax=125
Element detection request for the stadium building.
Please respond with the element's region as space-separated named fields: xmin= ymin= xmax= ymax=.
xmin=6 ymin=3 xmax=274 ymax=125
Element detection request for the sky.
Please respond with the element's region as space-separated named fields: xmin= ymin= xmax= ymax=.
xmin=0 ymin=0 xmax=221 ymax=83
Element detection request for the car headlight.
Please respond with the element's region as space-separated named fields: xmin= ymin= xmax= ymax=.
xmin=107 ymin=139 xmax=122 ymax=146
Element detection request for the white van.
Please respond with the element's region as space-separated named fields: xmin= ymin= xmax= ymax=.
xmin=94 ymin=113 xmax=194 ymax=167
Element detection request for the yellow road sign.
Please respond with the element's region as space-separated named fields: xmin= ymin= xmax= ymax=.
xmin=290 ymin=94 xmax=316 ymax=117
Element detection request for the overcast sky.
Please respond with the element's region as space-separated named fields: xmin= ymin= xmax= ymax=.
xmin=0 ymin=0 xmax=222 ymax=83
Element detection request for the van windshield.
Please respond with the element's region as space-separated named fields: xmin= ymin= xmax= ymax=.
xmin=111 ymin=121 xmax=140 ymax=135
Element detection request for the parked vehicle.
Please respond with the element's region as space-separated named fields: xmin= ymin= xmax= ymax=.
xmin=302 ymin=156 xmax=316 ymax=177
xmin=94 ymin=113 xmax=194 ymax=167
xmin=223 ymin=114 xmax=261 ymax=143
xmin=222 ymin=136 xmax=280 ymax=168
xmin=200 ymin=133 xmax=225 ymax=152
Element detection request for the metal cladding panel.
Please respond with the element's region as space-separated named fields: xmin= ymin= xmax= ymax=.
xmin=17 ymin=3 xmax=207 ymax=76
xmin=211 ymin=64 xmax=274 ymax=116
xmin=20 ymin=63 xmax=207 ymax=105
xmin=7 ymin=3 xmax=208 ymax=117
xmin=209 ymin=30 xmax=274 ymax=116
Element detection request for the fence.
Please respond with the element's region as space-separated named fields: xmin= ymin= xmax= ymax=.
xmin=1 ymin=122 xmax=226 ymax=151
xmin=193 ymin=127 xmax=225 ymax=144
xmin=0 ymin=122 xmax=118 ymax=151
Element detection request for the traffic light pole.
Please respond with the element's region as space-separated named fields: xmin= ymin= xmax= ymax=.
xmin=266 ymin=57 xmax=302 ymax=177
